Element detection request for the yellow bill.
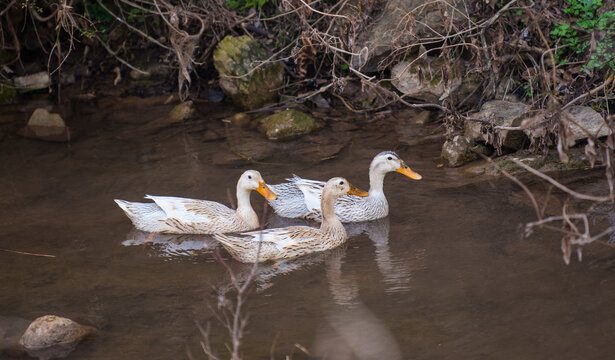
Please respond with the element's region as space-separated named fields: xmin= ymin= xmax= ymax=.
xmin=347 ymin=184 xmax=369 ymax=197
xmin=396 ymin=164 xmax=422 ymax=180
xmin=257 ymin=181 xmax=278 ymax=200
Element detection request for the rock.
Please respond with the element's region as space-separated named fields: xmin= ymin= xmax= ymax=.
xmin=202 ymin=129 xmax=224 ymax=142
xmin=230 ymin=113 xmax=251 ymax=128
xmin=214 ymin=128 xmax=278 ymax=165
xmin=13 ymin=72 xmax=51 ymax=92
xmin=391 ymin=59 xmax=462 ymax=103
xmin=213 ymin=35 xmax=284 ymax=110
xmin=168 ymin=101 xmax=195 ymax=122
xmin=204 ymin=88 xmax=225 ymax=102
xmin=20 ymin=315 xmax=95 ymax=359
xmin=19 ymin=108 xmax=70 ymax=142
xmin=309 ymin=94 xmax=331 ymax=109
xmin=495 ymin=77 xmax=520 ymax=102
xmin=350 ymin=0 xmax=467 ymax=71
xmin=441 ymin=135 xmax=491 ymax=167
xmin=465 ymin=100 xmax=531 ymax=150
xmin=0 ymin=83 xmax=18 ymax=104
xmin=562 ymin=106 xmax=611 ymax=143
xmin=259 ymin=109 xmax=323 ymax=140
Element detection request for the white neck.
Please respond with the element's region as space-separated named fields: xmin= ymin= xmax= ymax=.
xmin=235 ymin=186 xmax=258 ymax=227
xmin=368 ymin=164 xmax=387 ymax=196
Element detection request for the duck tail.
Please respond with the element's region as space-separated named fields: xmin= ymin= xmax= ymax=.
xmin=114 ymin=199 xmax=166 ymax=232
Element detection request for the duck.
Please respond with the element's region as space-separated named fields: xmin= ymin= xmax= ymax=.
xmin=213 ymin=177 xmax=368 ymax=263
xmin=267 ymin=151 xmax=421 ymax=222
xmin=114 ymin=170 xmax=277 ymax=234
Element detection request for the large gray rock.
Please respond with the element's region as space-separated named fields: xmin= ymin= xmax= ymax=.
xmin=259 ymin=109 xmax=323 ymax=141
xmin=441 ymin=135 xmax=491 ymax=167
xmin=351 ymin=0 xmax=467 ymax=71
xmin=465 ymin=100 xmax=531 ymax=150
xmin=391 ymin=59 xmax=463 ymax=103
xmin=213 ymin=35 xmax=284 ymax=110
xmin=19 ymin=108 xmax=71 ymax=142
xmin=562 ymin=106 xmax=611 ymax=143
xmin=20 ymin=315 xmax=95 ymax=359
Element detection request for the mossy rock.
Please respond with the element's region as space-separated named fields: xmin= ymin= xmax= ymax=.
xmin=213 ymin=35 xmax=284 ymax=110
xmin=259 ymin=109 xmax=323 ymax=140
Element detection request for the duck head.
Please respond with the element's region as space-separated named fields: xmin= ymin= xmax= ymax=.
xmin=371 ymin=151 xmax=422 ymax=180
xmin=238 ymin=170 xmax=278 ymax=200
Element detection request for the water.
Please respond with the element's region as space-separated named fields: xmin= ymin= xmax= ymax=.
xmin=2 ymin=97 xmax=615 ymax=359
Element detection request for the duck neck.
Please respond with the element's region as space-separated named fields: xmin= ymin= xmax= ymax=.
xmin=368 ymin=164 xmax=386 ymax=197
xmin=236 ymin=186 xmax=258 ymax=226
xmin=320 ymin=187 xmax=344 ymax=234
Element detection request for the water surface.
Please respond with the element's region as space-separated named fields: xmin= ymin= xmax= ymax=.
xmin=1 ymin=98 xmax=615 ymax=359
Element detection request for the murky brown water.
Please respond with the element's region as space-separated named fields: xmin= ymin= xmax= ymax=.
xmin=2 ymin=97 xmax=615 ymax=359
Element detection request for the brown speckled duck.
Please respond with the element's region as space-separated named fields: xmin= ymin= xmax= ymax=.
xmin=213 ymin=177 xmax=368 ymax=263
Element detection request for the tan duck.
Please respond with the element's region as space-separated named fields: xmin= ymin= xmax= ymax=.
xmin=114 ymin=170 xmax=277 ymax=234
xmin=213 ymin=177 xmax=368 ymax=263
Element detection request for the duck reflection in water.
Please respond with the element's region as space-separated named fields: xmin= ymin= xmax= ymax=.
xmin=121 ymin=229 xmax=218 ymax=258
xmin=269 ymin=215 xmax=423 ymax=294
xmin=313 ymin=245 xmax=403 ymax=360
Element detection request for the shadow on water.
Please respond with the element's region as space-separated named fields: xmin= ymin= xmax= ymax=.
xmin=2 ymin=97 xmax=615 ymax=359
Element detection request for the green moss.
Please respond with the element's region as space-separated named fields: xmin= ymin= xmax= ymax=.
xmin=213 ymin=35 xmax=284 ymax=110
xmin=0 ymin=83 xmax=18 ymax=104
xmin=259 ymin=109 xmax=323 ymax=140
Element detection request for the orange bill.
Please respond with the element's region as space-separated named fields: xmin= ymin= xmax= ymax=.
xmin=257 ymin=181 xmax=278 ymax=200
xmin=396 ymin=164 xmax=422 ymax=180
xmin=347 ymin=184 xmax=369 ymax=197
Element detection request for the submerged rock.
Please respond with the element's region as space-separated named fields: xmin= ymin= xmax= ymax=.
xmin=562 ymin=106 xmax=611 ymax=143
xmin=19 ymin=108 xmax=71 ymax=142
xmin=20 ymin=315 xmax=95 ymax=359
xmin=259 ymin=109 xmax=323 ymax=140
xmin=441 ymin=135 xmax=491 ymax=167
xmin=213 ymin=35 xmax=284 ymax=110
xmin=465 ymin=100 xmax=531 ymax=150
xmin=168 ymin=100 xmax=195 ymax=122
xmin=230 ymin=112 xmax=251 ymax=128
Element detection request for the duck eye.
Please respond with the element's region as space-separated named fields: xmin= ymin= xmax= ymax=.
xmin=339 ymin=181 xmax=344 ymax=185
xmin=387 ymin=156 xmax=392 ymax=160
xmin=247 ymin=175 xmax=252 ymax=179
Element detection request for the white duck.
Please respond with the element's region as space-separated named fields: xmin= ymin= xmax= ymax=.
xmin=213 ymin=177 xmax=368 ymax=263
xmin=114 ymin=170 xmax=277 ymax=234
xmin=267 ymin=151 xmax=421 ymax=222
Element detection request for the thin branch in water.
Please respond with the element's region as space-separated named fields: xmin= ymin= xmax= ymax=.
xmin=0 ymin=248 xmax=56 ymax=258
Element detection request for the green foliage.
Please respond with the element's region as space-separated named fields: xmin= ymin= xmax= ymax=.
xmin=227 ymin=0 xmax=275 ymax=11
xmin=551 ymin=0 xmax=615 ymax=70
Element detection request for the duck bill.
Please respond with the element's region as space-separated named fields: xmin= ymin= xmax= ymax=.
xmin=347 ymin=184 xmax=369 ymax=197
xmin=397 ymin=164 xmax=422 ymax=180
xmin=257 ymin=182 xmax=278 ymax=200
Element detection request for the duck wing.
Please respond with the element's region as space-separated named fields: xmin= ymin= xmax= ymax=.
xmin=144 ymin=195 xmax=235 ymax=223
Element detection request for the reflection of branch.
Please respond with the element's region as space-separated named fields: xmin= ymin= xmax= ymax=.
xmin=199 ymin=205 xmax=269 ymax=360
